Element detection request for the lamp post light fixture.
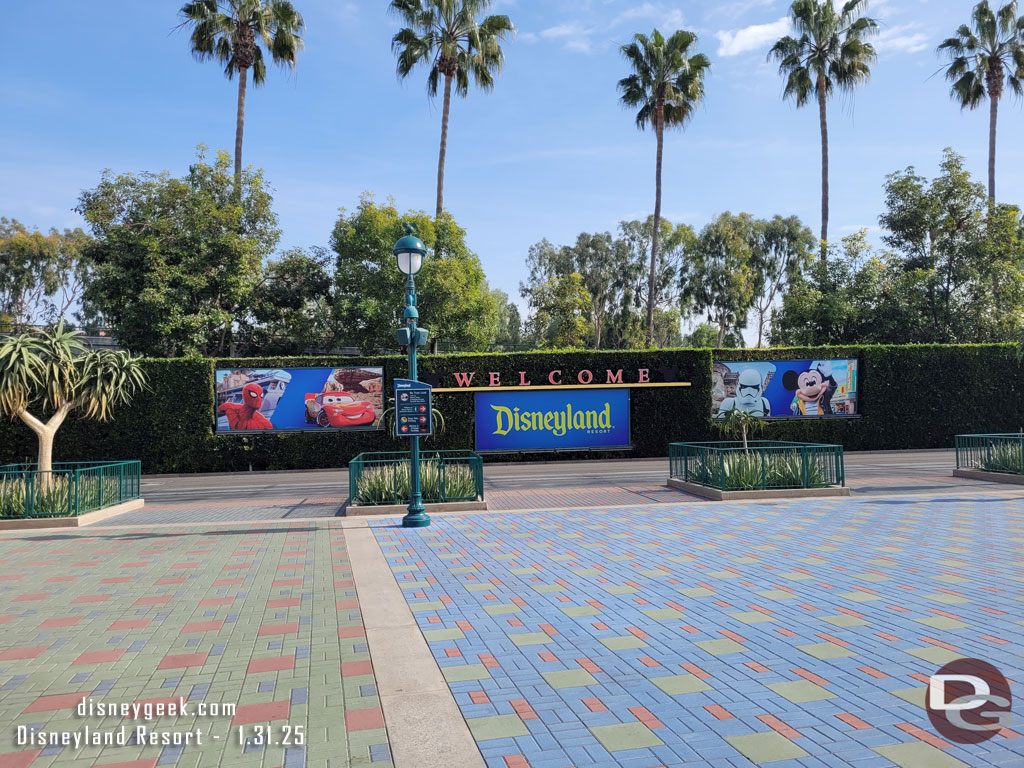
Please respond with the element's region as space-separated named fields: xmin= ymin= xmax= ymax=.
xmin=394 ymin=224 xmax=431 ymax=529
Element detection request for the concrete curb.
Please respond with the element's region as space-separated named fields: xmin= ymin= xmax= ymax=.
xmin=346 ymin=500 xmax=487 ymax=517
xmin=665 ymin=478 xmax=851 ymax=500
xmin=346 ymin=520 xmax=485 ymax=768
xmin=952 ymin=468 xmax=1024 ymax=485
xmin=0 ymin=498 xmax=145 ymax=530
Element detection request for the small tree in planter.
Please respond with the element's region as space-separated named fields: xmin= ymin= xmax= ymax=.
xmin=0 ymin=323 xmax=147 ymax=483
xmin=715 ymin=408 xmax=764 ymax=451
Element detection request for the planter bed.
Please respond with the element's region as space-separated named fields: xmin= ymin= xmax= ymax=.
xmin=0 ymin=460 xmax=143 ymax=521
xmin=668 ymin=441 xmax=848 ymax=500
xmin=954 ymin=434 xmax=1024 ymax=484
xmin=348 ymin=450 xmax=484 ymax=508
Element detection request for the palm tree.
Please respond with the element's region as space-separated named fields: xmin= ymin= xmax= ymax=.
xmin=389 ymin=0 xmax=514 ymax=219
xmin=938 ymin=1 xmax=1024 ymax=202
xmin=179 ymin=0 xmax=304 ymax=188
xmin=0 ymin=323 xmax=147 ymax=481
xmin=618 ymin=29 xmax=710 ymax=345
xmin=769 ymin=0 xmax=878 ymax=259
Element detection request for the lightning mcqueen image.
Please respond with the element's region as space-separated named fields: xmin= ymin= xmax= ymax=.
xmin=304 ymin=392 xmax=376 ymax=427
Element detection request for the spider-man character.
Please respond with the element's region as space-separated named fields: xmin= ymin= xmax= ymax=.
xmin=218 ymin=382 xmax=273 ymax=430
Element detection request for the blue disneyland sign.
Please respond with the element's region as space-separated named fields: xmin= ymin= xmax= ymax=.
xmin=475 ymin=388 xmax=631 ymax=452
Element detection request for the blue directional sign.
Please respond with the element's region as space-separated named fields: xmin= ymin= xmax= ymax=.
xmin=394 ymin=379 xmax=433 ymax=437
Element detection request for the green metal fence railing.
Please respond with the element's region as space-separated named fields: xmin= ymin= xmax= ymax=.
xmin=955 ymin=433 xmax=1024 ymax=475
xmin=669 ymin=441 xmax=845 ymax=492
xmin=348 ymin=450 xmax=483 ymax=507
xmin=0 ymin=461 xmax=142 ymax=519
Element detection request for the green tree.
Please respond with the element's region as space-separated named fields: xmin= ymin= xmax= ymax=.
xmin=491 ymin=289 xmax=524 ymax=348
xmin=617 ymin=216 xmax=695 ymax=347
xmin=773 ymin=154 xmax=1024 ymax=346
xmin=179 ymin=0 xmax=305 ymax=189
xmin=389 ymin=0 xmax=514 ymax=219
xmin=683 ymin=321 xmax=742 ymax=348
xmin=618 ymin=29 xmax=709 ymax=344
xmin=878 ymin=149 xmax=1024 ymax=341
xmin=770 ymin=231 xmax=884 ymax=345
xmin=0 ymin=323 xmax=147 ymax=478
xmin=751 ymin=215 xmax=815 ymax=347
xmin=682 ymin=212 xmax=758 ymax=347
xmin=77 ymin=148 xmax=281 ymax=357
xmin=522 ymin=233 xmax=629 ymax=349
xmin=0 ymin=219 xmax=90 ymax=329
xmin=938 ymin=0 xmax=1024 ymax=201
xmin=330 ymin=195 xmax=499 ymax=352
xmin=769 ymin=0 xmax=878 ymax=256
xmin=526 ymin=273 xmax=592 ymax=349
xmin=235 ymin=247 xmax=334 ymax=355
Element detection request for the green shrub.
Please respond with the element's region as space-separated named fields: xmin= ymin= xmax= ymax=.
xmin=354 ymin=461 xmax=478 ymax=505
xmin=0 ymin=475 xmax=73 ymax=518
xmin=689 ymin=449 xmax=828 ymax=490
xmin=979 ymin=441 xmax=1024 ymax=474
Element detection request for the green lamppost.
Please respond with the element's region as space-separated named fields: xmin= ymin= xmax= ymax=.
xmin=394 ymin=225 xmax=431 ymax=529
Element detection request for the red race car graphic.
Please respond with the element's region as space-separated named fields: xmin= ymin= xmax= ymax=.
xmin=304 ymin=392 xmax=376 ymax=428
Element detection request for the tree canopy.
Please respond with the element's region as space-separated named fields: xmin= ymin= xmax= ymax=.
xmin=330 ymin=195 xmax=498 ymax=352
xmin=76 ymin=148 xmax=280 ymax=357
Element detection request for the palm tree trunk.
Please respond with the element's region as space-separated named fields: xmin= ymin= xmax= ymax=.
xmin=647 ymin=113 xmax=664 ymax=346
xmin=436 ymin=74 xmax=453 ymax=219
xmin=817 ymin=83 xmax=829 ymax=262
xmin=235 ymin=67 xmax=248 ymax=195
xmin=988 ymin=93 xmax=998 ymax=202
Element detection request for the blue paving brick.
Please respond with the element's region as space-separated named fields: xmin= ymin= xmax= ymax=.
xmin=372 ymin=497 xmax=1024 ymax=768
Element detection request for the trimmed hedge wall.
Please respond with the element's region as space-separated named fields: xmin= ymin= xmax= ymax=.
xmin=0 ymin=344 xmax=1020 ymax=473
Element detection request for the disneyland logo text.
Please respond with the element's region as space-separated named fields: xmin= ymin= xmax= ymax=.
xmin=490 ymin=403 xmax=612 ymax=436
xmin=455 ymin=369 xmax=653 ymax=388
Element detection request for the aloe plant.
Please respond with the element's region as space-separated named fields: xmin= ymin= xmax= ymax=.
xmin=354 ymin=458 xmax=477 ymax=505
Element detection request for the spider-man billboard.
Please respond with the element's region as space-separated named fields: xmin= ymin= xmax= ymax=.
xmin=214 ymin=367 xmax=384 ymax=433
xmin=712 ymin=359 xmax=858 ymax=419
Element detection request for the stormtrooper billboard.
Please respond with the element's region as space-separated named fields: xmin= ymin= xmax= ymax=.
xmin=712 ymin=359 xmax=858 ymax=419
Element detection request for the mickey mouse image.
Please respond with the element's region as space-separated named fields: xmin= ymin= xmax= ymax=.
xmin=784 ymin=360 xmax=837 ymax=416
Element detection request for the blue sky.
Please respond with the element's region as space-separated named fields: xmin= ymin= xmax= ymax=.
xmin=3 ymin=0 xmax=1022 ymax=330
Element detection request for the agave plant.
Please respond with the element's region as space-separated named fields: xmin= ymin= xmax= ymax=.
xmin=354 ymin=457 xmax=477 ymax=505
xmin=980 ymin=440 xmax=1024 ymax=474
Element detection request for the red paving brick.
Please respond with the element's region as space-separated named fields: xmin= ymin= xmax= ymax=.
xmin=344 ymin=707 xmax=385 ymax=731
xmin=247 ymin=655 xmax=295 ymax=674
xmin=232 ymin=700 xmax=291 ymax=726
xmin=157 ymin=652 xmax=209 ymax=670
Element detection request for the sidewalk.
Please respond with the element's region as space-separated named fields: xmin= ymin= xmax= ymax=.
xmin=1 ymin=490 xmax=1022 ymax=767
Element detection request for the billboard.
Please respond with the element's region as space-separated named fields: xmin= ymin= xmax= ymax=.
xmin=215 ymin=367 xmax=384 ymax=433
xmin=712 ymin=359 xmax=858 ymax=419
xmin=475 ymin=388 xmax=630 ymax=452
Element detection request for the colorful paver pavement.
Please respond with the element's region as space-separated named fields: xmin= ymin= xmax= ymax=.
xmin=374 ymin=496 xmax=1024 ymax=768
xmin=0 ymin=521 xmax=391 ymax=768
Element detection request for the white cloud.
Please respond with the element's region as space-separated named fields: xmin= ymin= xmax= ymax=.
xmin=876 ymin=24 xmax=930 ymax=54
xmin=707 ymin=0 xmax=777 ymax=20
xmin=716 ymin=17 xmax=789 ymax=57
xmin=611 ymin=3 xmax=687 ymax=31
xmin=540 ymin=22 xmax=595 ymax=53
xmin=518 ymin=31 xmax=539 ymax=44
